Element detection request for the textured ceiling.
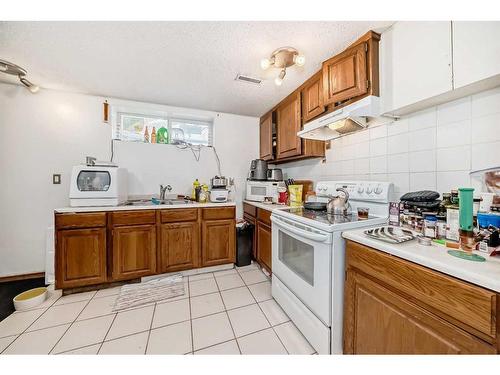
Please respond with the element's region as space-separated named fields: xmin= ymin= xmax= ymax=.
xmin=0 ymin=21 xmax=392 ymax=116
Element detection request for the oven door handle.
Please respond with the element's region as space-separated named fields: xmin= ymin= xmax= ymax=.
xmin=271 ymin=216 xmax=329 ymax=243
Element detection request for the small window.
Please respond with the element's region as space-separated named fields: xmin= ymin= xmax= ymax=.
xmin=113 ymin=109 xmax=213 ymax=146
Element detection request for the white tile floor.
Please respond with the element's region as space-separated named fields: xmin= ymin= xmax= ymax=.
xmin=0 ymin=263 xmax=316 ymax=355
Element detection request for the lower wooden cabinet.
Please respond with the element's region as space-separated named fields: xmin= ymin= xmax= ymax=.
xmin=344 ymin=240 xmax=499 ymax=354
xmin=158 ymin=222 xmax=199 ymax=273
xmin=111 ymin=225 xmax=156 ymax=281
xmin=256 ymin=221 xmax=272 ymax=272
xmin=55 ymin=228 xmax=107 ymax=289
xmin=201 ymin=219 xmax=236 ymax=267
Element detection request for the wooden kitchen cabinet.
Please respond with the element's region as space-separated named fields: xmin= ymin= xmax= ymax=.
xmin=111 ymin=224 xmax=156 ymax=281
xmin=344 ymin=240 xmax=499 ymax=354
xmin=158 ymin=222 xmax=199 ymax=273
xmin=256 ymin=221 xmax=272 ymax=273
xmin=322 ymin=42 xmax=368 ymax=105
xmin=276 ymin=91 xmax=302 ymax=159
xmin=301 ymin=71 xmax=325 ymax=123
xmin=201 ymin=219 xmax=236 ymax=267
xmin=259 ymin=113 xmax=274 ymax=161
xmin=55 ymin=228 xmax=107 ymax=289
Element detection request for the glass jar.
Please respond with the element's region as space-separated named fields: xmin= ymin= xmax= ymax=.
xmin=436 ymin=216 xmax=447 ymax=239
xmin=423 ymin=214 xmax=437 ymax=238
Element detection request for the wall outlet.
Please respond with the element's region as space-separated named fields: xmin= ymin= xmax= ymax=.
xmin=53 ymin=174 xmax=61 ymax=184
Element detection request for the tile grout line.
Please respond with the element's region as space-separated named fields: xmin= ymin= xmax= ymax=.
xmin=143 ymin=303 xmax=157 ymax=354
xmin=213 ymin=273 xmax=241 ymax=354
xmin=0 ymin=290 xmax=87 ymax=354
xmin=48 ymin=294 xmax=98 ymax=355
xmin=245 ymin=275 xmax=290 ymax=354
xmin=187 ymin=279 xmax=194 ymax=354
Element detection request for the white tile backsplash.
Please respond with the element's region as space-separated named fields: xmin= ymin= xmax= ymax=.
xmin=436 ymin=145 xmax=471 ymax=171
xmin=408 ymin=107 xmax=436 ymax=130
xmin=408 ymin=127 xmax=436 ymax=152
xmin=436 ymin=119 xmax=471 ymax=148
xmin=471 ymin=113 xmax=500 ymax=144
xmin=280 ymin=87 xmax=500 ymax=197
xmin=387 ymin=133 xmax=409 ymax=155
xmin=437 ymin=96 xmax=471 ymax=125
xmin=409 ymin=150 xmax=436 ymax=173
xmin=387 ymin=153 xmax=409 ymax=173
xmin=369 ymin=138 xmax=387 ymax=157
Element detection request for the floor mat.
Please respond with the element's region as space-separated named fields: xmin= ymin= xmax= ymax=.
xmin=113 ymin=274 xmax=185 ymax=312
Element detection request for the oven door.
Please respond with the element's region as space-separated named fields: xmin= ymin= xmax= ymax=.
xmin=271 ymin=214 xmax=332 ymax=325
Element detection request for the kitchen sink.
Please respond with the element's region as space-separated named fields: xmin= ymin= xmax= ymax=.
xmin=123 ymin=198 xmax=194 ymax=206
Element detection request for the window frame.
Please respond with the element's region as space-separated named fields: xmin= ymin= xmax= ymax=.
xmin=111 ymin=105 xmax=214 ymax=146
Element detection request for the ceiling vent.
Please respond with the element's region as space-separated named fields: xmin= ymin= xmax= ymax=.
xmin=235 ymin=74 xmax=262 ymax=85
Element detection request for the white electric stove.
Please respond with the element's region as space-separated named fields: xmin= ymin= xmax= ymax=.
xmin=270 ymin=180 xmax=393 ymax=354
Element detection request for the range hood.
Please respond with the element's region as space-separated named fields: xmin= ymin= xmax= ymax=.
xmin=297 ymin=95 xmax=380 ymax=141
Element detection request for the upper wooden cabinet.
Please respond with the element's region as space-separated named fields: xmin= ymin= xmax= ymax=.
xmin=111 ymin=224 xmax=157 ymax=281
xmin=322 ymin=42 xmax=368 ymax=105
xmin=452 ymin=21 xmax=500 ymax=89
xmin=276 ymin=91 xmax=302 ymax=159
xmin=56 ymin=228 xmax=107 ymax=289
xmin=259 ymin=113 xmax=274 ymax=161
xmin=301 ymin=71 xmax=325 ymax=123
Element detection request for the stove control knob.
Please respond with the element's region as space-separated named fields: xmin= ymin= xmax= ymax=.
xmin=357 ymin=185 xmax=364 ymax=194
xmin=374 ymin=184 xmax=383 ymax=195
xmin=366 ymin=185 xmax=373 ymax=194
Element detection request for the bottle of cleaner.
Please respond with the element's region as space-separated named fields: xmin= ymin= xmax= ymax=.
xmin=144 ymin=127 xmax=149 ymax=143
xmin=191 ymin=179 xmax=200 ymax=200
xmin=151 ymin=127 xmax=157 ymax=143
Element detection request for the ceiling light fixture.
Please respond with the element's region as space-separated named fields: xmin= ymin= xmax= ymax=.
xmin=0 ymin=59 xmax=40 ymax=93
xmin=260 ymin=47 xmax=305 ymax=86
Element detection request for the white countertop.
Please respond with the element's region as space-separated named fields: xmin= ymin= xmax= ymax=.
xmin=55 ymin=201 xmax=236 ymax=213
xmin=342 ymin=228 xmax=500 ymax=293
xmin=243 ymin=200 xmax=292 ymax=212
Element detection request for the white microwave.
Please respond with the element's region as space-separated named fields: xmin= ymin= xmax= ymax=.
xmin=246 ymin=180 xmax=279 ymax=203
xmin=69 ymin=165 xmax=128 ymax=207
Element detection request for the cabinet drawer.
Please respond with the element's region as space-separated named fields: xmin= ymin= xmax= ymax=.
xmin=56 ymin=212 xmax=106 ymax=229
xmin=110 ymin=210 xmax=156 ymax=226
xmin=243 ymin=203 xmax=257 ymax=218
xmin=161 ymin=208 xmax=198 ymax=223
xmin=202 ymin=207 xmax=235 ymax=220
xmin=346 ymin=241 xmax=497 ymax=339
xmin=257 ymin=208 xmax=271 ymax=226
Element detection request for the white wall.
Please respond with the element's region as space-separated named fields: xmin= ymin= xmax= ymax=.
xmin=0 ymin=83 xmax=259 ymax=277
xmin=279 ymin=86 xmax=500 ymax=201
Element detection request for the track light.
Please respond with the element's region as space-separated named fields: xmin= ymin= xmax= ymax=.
xmin=0 ymin=59 xmax=40 ymax=94
xmin=260 ymin=47 xmax=305 ymax=85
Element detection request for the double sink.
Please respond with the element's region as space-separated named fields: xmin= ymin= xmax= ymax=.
xmin=123 ymin=197 xmax=194 ymax=206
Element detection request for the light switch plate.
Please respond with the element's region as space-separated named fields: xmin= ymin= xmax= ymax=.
xmin=53 ymin=174 xmax=61 ymax=184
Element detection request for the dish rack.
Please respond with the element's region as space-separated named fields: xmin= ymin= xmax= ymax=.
xmin=364 ymin=226 xmax=416 ymax=244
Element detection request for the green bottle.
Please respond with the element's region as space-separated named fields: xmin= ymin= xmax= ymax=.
xmin=458 ymin=188 xmax=474 ymax=232
xmin=156 ymin=127 xmax=168 ymax=144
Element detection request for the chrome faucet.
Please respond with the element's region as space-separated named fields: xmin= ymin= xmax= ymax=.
xmin=160 ymin=184 xmax=172 ymax=200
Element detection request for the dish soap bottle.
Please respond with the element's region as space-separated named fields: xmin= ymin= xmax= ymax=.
xmin=151 ymin=127 xmax=157 ymax=144
xmin=144 ymin=127 xmax=149 ymax=143
xmin=191 ymin=179 xmax=200 ymax=200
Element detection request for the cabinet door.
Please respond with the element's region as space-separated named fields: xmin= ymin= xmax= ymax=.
xmin=343 ymin=270 xmax=496 ymax=354
xmin=201 ymin=219 xmax=236 ymax=267
xmin=158 ymin=222 xmax=199 ymax=273
xmin=259 ymin=114 xmax=274 ymax=161
xmin=56 ymin=228 xmax=107 ymax=289
xmin=322 ymin=42 xmax=368 ymax=105
xmin=380 ymin=21 xmax=453 ymax=114
xmin=112 ymin=225 xmax=156 ymax=281
xmin=452 ymin=21 xmax=500 ymax=89
xmin=301 ymin=71 xmax=325 ymax=123
xmin=243 ymin=214 xmax=257 ymax=260
xmin=256 ymin=222 xmax=272 ymax=272
xmin=276 ymin=92 xmax=302 ymax=159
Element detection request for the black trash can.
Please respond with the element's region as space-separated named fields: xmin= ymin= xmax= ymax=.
xmin=236 ymin=221 xmax=254 ymax=267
